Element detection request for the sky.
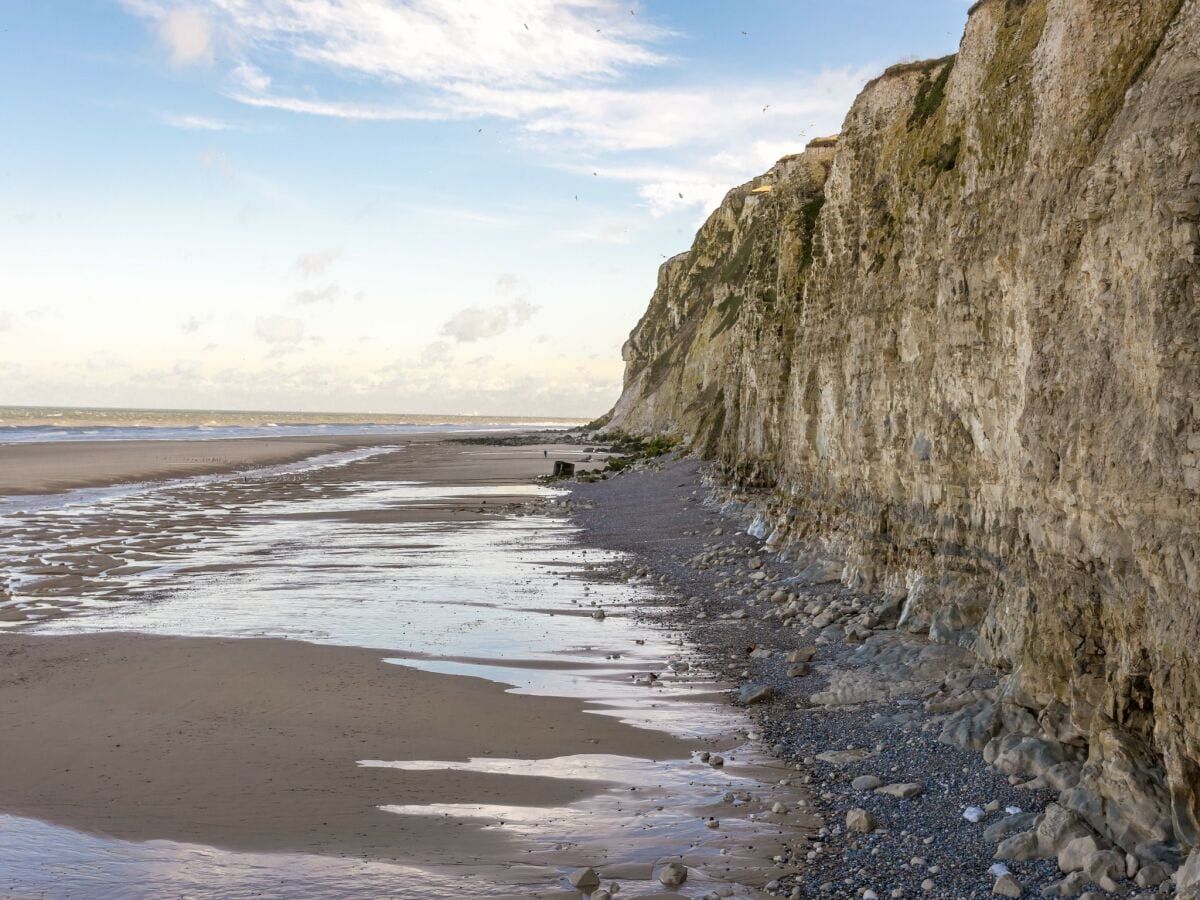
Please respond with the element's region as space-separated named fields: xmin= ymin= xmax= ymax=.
xmin=0 ymin=1 xmax=970 ymax=418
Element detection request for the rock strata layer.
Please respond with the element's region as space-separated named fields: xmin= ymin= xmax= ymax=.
xmin=606 ymin=0 xmax=1200 ymax=866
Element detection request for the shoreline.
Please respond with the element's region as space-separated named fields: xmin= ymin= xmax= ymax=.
xmin=568 ymin=458 xmax=1149 ymax=899
xmin=0 ymin=429 xmax=578 ymax=496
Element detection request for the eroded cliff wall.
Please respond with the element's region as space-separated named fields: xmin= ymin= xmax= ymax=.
xmin=609 ymin=0 xmax=1200 ymax=860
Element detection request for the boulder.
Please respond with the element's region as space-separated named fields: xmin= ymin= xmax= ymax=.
xmin=846 ymin=807 xmax=877 ymax=833
xmin=1057 ymin=835 xmax=1102 ymax=874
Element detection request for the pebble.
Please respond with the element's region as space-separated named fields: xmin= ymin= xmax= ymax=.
xmin=658 ymin=861 xmax=687 ymax=887
xmin=963 ymin=806 xmax=986 ymax=823
xmin=852 ymin=775 xmax=883 ymax=791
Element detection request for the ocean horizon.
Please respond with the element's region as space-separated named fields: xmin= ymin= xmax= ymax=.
xmin=0 ymin=405 xmax=588 ymax=444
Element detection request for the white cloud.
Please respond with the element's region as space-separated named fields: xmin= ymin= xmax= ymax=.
xmin=294 ymin=246 xmax=341 ymax=278
xmin=159 ymin=6 xmax=214 ymax=65
xmin=440 ymin=305 xmax=512 ymax=342
xmin=254 ymin=315 xmax=305 ymax=345
xmin=294 ymin=283 xmax=340 ymax=305
xmin=181 ymin=314 xmax=211 ymax=333
xmin=123 ymin=1 xmax=868 ymax=224
xmin=0 ymin=311 xmax=12 ymax=333
xmin=212 ymin=0 xmax=666 ymax=87
xmin=162 ymin=113 xmax=232 ymax=131
xmin=440 ymin=297 xmax=539 ymax=342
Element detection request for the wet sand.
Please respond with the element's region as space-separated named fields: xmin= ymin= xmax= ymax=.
xmin=0 ymin=631 xmax=689 ymax=862
xmin=0 ymin=435 xmax=377 ymax=495
xmin=0 ymin=436 xmax=660 ymax=865
xmin=0 ymin=436 xmax=818 ymax=896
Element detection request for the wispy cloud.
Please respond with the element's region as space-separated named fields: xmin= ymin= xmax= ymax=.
xmin=123 ymin=1 xmax=867 ymax=222
xmin=162 ymin=112 xmax=234 ymax=131
xmin=294 ymin=283 xmax=340 ymax=305
xmin=255 ymin=314 xmax=305 ymax=346
xmin=294 ymin=246 xmax=341 ymax=278
xmin=440 ymin=274 xmax=539 ymax=342
xmin=0 ymin=311 xmax=12 ymax=333
xmin=181 ymin=314 xmax=211 ymax=333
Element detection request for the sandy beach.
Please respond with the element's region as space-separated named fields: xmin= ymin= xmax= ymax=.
xmin=0 ymin=434 xmax=820 ymax=897
xmin=0 ymin=631 xmax=689 ymax=862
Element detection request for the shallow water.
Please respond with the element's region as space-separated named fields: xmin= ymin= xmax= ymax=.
xmin=0 ymin=447 xmax=814 ymax=897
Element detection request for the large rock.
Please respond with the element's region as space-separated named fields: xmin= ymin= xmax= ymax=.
xmin=602 ymin=0 xmax=1200 ymax=857
xmin=738 ymin=683 xmax=775 ymax=705
xmin=846 ymin=808 xmax=878 ymax=833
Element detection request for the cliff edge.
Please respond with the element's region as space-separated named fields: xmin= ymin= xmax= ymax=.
xmin=608 ymin=0 xmax=1200 ymax=868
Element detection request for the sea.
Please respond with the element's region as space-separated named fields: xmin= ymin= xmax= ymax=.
xmin=0 ymin=405 xmax=586 ymax=444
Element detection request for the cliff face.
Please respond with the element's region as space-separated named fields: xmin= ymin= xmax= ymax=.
xmin=610 ymin=0 xmax=1200 ymax=859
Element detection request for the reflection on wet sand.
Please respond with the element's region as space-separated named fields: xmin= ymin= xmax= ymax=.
xmin=0 ymin=442 xmax=818 ymax=897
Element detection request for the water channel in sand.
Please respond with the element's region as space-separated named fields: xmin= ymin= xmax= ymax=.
xmin=0 ymin=445 xmax=817 ymax=898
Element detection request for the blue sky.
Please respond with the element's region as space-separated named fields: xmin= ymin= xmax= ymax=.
xmin=0 ymin=1 xmax=969 ymax=417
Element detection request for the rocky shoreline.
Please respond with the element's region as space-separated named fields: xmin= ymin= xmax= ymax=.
xmin=569 ymin=458 xmax=1196 ymax=899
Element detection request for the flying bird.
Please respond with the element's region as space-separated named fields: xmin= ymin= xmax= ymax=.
xmin=762 ymin=104 xmax=770 ymax=112
xmin=677 ymin=192 xmax=683 ymax=199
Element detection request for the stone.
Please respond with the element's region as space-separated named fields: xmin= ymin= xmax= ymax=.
xmin=1084 ymin=848 xmax=1125 ymax=884
xmin=787 ymin=663 xmax=810 ymax=677
xmin=816 ymin=748 xmax=874 ymax=765
xmin=569 ymin=867 xmax=601 ymax=890
xmin=984 ymin=812 xmax=1039 ymax=845
xmin=658 ymin=861 xmax=687 ymax=887
xmin=875 ymin=782 xmax=923 ymax=799
xmin=592 ymin=893 xmax=612 ymax=900
xmin=1057 ymin=835 xmax=1101 ymax=874
xmin=1135 ymin=861 xmax=1169 ymax=887
xmin=852 ymin=775 xmax=883 ymax=791
xmin=1034 ymin=804 xmax=1091 ymax=854
xmin=846 ymin=808 xmax=877 ymax=833
xmin=993 ymin=874 xmax=1023 ymax=897
xmin=1178 ymin=849 xmax=1200 ymax=894
xmin=994 ymin=830 xmax=1043 ymax=862
xmin=787 ymin=647 xmax=817 ymax=663
xmin=739 ymin=683 xmax=775 ymax=704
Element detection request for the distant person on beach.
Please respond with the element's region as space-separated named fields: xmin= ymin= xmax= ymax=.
xmin=543 ymin=450 xmax=548 ymax=458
